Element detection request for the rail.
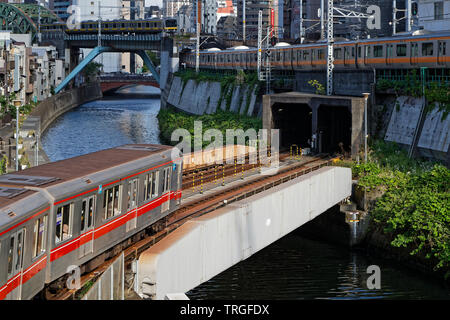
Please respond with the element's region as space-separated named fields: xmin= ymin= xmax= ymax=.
xmin=49 ymin=154 xmax=339 ymax=300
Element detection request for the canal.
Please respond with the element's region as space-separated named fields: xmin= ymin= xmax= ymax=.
xmin=41 ymin=85 xmax=449 ymax=300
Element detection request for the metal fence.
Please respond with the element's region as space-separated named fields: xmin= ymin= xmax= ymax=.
xmin=81 ymin=253 xmax=124 ymax=300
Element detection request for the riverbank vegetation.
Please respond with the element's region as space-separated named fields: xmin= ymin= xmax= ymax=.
xmin=157 ymin=107 xmax=262 ymax=149
xmin=337 ymin=140 xmax=449 ymax=279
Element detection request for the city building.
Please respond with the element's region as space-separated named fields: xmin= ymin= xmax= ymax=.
xmin=163 ymin=0 xmax=190 ymax=17
xmin=50 ymin=0 xmax=73 ymax=21
xmin=177 ymin=3 xmax=195 ymax=33
xmin=418 ymin=0 xmax=450 ymax=31
xmin=217 ymin=15 xmax=237 ymax=39
xmin=237 ymin=0 xmax=273 ymax=39
xmin=217 ymin=0 xmax=235 ymax=23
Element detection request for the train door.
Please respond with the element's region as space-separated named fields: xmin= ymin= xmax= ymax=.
xmin=6 ymin=228 xmax=25 ymax=300
xmin=161 ymin=167 xmax=171 ymax=213
xmin=79 ymin=196 xmax=95 ymax=258
xmin=410 ymin=42 xmax=418 ymax=65
xmin=386 ymin=44 xmax=394 ymax=65
xmin=438 ymin=41 xmax=446 ymax=65
xmin=126 ymin=179 xmax=138 ymax=232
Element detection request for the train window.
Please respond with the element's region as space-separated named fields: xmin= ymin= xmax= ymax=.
xmin=422 ymin=42 xmax=433 ymax=56
xmin=374 ymin=45 xmax=383 ymax=57
xmin=144 ymin=172 xmax=155 ymax=201
xmin=15 ymin=231 xmax=23 ymax=271
xmin=127 ymin=179 xmax=138 ymax=210
xmin=103 ymin=185 xmax=121 ymax=220
xmin=277 ymin=51 xmax=281 ymax=61
xmin=387 ymin=44 xmax=393 ymax=57
xmin=7 ymin=236 xmax=14 ymax=276
xmin=162 ymin=167 xmax=171 ymax=194
xmin=334 ymin=48 xmax=342 ymax=59
xmin=318 ymin=49 xmax=325 ymax=60
xmin=55 ymin=203 xmax=73 ymax=243
xmin=303 ymin=51 xmax=309 ymax=60
xmin=439 ymin=42 xmax=446 ymax=55
xmin=32 ymin=215 xmax=47 ymax=258
xmin=396 ymin=44 xmax=407 ymax=57
xmin=351 ymin=47 xmax=355 ymax=57
xmin=146 ymin=23 xmax=150 ymax=28
xmin=81 ymin=196 xmax=95 ymax=231
xmin=411 ymin=43 xmax=419 ymax=57
xmin=358 ymin=46 xmax=362 ymax=58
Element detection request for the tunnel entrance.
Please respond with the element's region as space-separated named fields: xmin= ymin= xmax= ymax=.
xmin=271 ymin=103 xmax=312 ymax=151
xmin=317 ymin=105 xmax=352 ymax=155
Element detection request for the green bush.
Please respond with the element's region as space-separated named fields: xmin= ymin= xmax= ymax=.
xmin=337 ymin=140 xmax=449 ymax=275
xmin=157 ymin=108 xmax=262 ymax=149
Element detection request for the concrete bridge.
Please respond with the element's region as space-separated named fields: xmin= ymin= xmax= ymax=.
xmin=135 ymin=165 xmax=351 ymax=299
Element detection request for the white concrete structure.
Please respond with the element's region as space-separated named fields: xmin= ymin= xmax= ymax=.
xmin=418 ymin=0 xmax=450 ymax=31
xmin=136 ymin=166 xmax=352 ymax=299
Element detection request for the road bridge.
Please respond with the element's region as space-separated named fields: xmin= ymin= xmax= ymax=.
xmin=99 ymin=74 xmax=159 ymax=93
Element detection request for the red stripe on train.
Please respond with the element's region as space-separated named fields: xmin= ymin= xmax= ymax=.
xmin=50 ymin=190 xmax=180 ymax=262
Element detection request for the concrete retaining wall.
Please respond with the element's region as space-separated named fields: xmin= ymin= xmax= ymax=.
xmin=163 ymin=75 xmax=261 ymax=117
xmin=384 ymin=95 xmax=450 ymax=163
xmin=30 ymin=83 xmax=102 ymax=134
xmin=18 ymin=83 xmax=103 ymax=166
xmin=136 ymin=166 xmax=351 ymax=299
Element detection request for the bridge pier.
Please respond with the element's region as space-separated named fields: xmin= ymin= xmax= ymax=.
xmin=263 ymin=92 xmax=367 ymax=159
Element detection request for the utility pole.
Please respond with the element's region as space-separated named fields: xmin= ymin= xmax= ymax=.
xmin=38 ymin=1 xmax=42 ymax=43
xmin=299 ymin=0 xmax=304 ymax=43
xmin=266 ymin=26 xmax=270 ymax=94
xmin=406 ymin=0 xmax=412 ymax=32
xmin=392 ymin=0 xmax=396 ymax=35
xmin=257 ymin=10 xmax=262 ymax=80
xmin=196 ymin=0 xmax=201 ymax=73
xmin=326 ymin=0 xmax=333 ymax=95
xmin=321 ymin=0 xmax=325 ymax=39
xmin=243 ymin=0 xmax=246 ymax=42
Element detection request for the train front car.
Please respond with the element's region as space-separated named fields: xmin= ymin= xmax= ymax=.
xmin=164 ymin=18 xmax=177 ymax=33
xmin=0 ymin=144 xmax=183 ymax=300
xmin=0 ymin=186 xmax=51 ymax=300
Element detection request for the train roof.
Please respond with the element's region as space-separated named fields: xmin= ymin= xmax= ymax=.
xmin=6 ymin=144 xmax=174 ymax=187
xmin=0 ymin=144 xmax=177 ymax=234
xmin=193 ymin=31 xmax=450 ymax=54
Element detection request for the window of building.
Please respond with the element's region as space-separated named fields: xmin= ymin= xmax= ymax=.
xmin=103 ymin=185 xmax=121 ymax=219
xmin=434 ymin=1 xmax=444 ymax=20
xmin=55 ymin=203 xmax=73 ymax=243
xmin=396 ymin=44 xmax=407 ymax=57
xmin=374 ymin=45 xmax=383 ymax=57
xmin=32 ymin=215 xmax=47 ymax=258
xmin=422 ymin=42 xmax=434 ymax=56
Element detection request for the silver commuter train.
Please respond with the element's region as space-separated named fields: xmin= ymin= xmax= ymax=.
xmin=0 ymin=144 xmax=182 ymax=300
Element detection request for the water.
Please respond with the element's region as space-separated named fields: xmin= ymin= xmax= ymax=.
xmin=41 ymin=85 xmax=161 ymax=161
xmin=187 ymin=233 xmax=449 ymax=300
xmin=41 ymin=85 xmax=449 ymax=300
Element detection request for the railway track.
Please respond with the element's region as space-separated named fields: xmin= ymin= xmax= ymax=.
xmin=49 ymin=154 xmax=338 ymax=300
